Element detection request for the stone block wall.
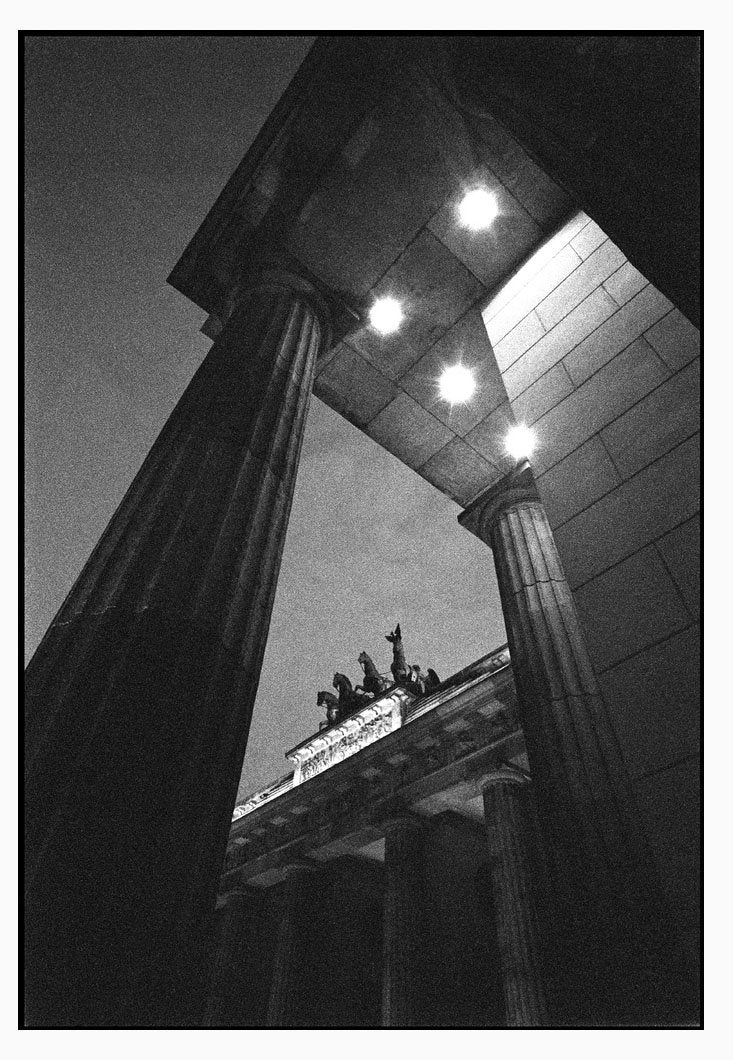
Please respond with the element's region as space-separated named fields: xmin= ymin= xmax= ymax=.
xmin=483 ymin=213 xmax=700 ymax=967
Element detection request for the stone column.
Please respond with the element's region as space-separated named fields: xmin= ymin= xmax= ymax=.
xmin=459 ymin=461 xmax=692 ymax=1021
xmin=204 ymin=888 xmax=261 ymax=1027
xmin=381 ymin=815 xmax=426 ymax=1027
xmin=481 ymin=770 xmax=549 ymax=1026
xmin=24 ymin=271 xmax=328 ymax=1027
xmin=266 ymin=862 xmax=317 ymax=1027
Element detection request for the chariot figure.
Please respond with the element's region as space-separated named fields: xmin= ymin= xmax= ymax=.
xmin=386 ymin=624 xmax=441 ymax=696
xmin=386 ymin=624 xmax=409 ymax=684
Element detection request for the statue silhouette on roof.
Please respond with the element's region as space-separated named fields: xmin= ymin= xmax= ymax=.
xmin=317 ymin=626 xmax=441 ymax=730
xmin=386 ymin=624 xmax=440 ymax=696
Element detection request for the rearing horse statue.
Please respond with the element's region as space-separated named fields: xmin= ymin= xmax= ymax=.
xmin=356 ymin=651 xmax=390 ymax=696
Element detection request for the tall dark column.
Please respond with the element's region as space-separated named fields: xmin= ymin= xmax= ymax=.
xmin=381 ymin=816 xmax=426 ymax=1028
xmin=204 ymin=888 xmax=262 ymax=1027
xmin=25 ymin=271 xmax=328 ymax=1027
xmin=460 ymin=462 xmax=693 ymax=1023
xmin=265 ymin=863 xmax=316 ymax=1027
xmin=481 ymin=770 xmax=549 ymax=1026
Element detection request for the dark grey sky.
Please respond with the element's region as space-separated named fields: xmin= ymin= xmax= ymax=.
xmin=24 ymin=34 xmax=506 ymax=799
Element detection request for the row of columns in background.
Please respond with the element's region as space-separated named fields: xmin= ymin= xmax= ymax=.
xmin=207 ymin=770 xmax=549 ymax=1028
xmin=383 ymin=771 xmax=551 ymax=1028
xmin=26 ymin=269 xmax=692 ymax=1025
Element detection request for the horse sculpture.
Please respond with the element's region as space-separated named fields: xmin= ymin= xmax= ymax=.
xmin=356 ymin=650 xmax=390 ymax=697
xmin=317 ymin=689 xmax=340 ymax=727
xmin=332 ymin=672 xmax=368 ymax=719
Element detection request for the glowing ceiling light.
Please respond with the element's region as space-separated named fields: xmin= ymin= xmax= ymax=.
xmin=439 ymin=363 xmax=477 ymax=404
xmin=458 ymin=188 xmax=499 ymax=230
xmin=505 ymin=423 xmax=537 ymax=461
xmin=369 ymin=296 xmax=404 ymax=334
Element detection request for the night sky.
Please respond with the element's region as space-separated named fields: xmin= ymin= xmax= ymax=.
xmin=24 ymin=35 xmax=506 ymax=800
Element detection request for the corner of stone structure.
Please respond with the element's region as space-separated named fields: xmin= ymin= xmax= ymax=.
xmin=458 ymin=460 xmax=540 ymax=544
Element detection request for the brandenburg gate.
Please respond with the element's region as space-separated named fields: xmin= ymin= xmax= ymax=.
xmin=25 ymin=36 xmax=700 ymax=1026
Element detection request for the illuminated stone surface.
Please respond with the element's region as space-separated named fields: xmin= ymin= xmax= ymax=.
xmin=287 ymin=688 xmax=407 ymax=784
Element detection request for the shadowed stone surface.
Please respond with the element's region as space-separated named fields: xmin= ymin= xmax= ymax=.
xmin=381 ymin=817 xmax=428 ymax=1027
xmin=266 ymin=863 xmax=318 ymax=1026
xmin=24 ymin=275 xmax=326 ymax=1026
xmin=204 ymin=888 xmax=267 ymax=1027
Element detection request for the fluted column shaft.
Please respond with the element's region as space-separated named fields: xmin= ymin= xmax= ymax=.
xmin=381 ymin=817 xmax=425 ymax=1027
xmin=204 ymin=888 xmax=262 ymax=1027
xmin=460 ymin=462 xmax=691 ymax=1021
xmin=266 ymin=864 xmax=316 ymax=1027
xmin=24 ymin=272 xmax=327 ymax=1027
xmin=482 ymin=772 xmax=549 ymax=1026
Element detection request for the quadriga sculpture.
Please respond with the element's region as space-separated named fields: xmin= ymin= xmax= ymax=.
xmin=317 ymin=630 xmax=442 ymax=731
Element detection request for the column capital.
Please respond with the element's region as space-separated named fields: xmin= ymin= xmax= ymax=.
xmin=481 ymin=765 xmax=532 ymax=792
xmin=379 ymin=802 xmax=426 ymax=838
xmin=215 ymin=886 xmax=259 ymax=911
xmin=280 ymin=857 xmax=319 ymax=878
xmin=383 ymin=813 xmax=425 ymax=835
xmin=212 ymin=265 xmax=335 ymax=349
xmin=458 ymin=460 xmax=541 ymax=545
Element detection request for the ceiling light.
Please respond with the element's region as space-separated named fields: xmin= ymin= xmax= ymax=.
xmin=369 ymin=297 xmax=403 ymax=335
xmin=439 ymin=364 xmax=477 ymax=404
xmin=505 ymin=423 xmax=537 ymax=461
xmin=458 ymin=188 xmax=499 ymax=230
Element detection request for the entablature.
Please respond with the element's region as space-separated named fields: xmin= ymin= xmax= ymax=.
xmin=221 ymin=645 xmax=523 ymax=890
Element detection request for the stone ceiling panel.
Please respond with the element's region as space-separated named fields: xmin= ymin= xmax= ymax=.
xmin=428 ymin=171 xmax=543 ymax=291
xmin=346 ymin=230 xmax=485 ymax=381
xmin=366 ymin=391 xmax=455 ymax=469
xmin=399 ymin=308 xmax=506 ymax=436
xmin=468 ymin=111 xmax=574 ymax=230
xmin=417 ymin=437 xmax=500 ymax=507
xmin=285 ymin=86 xmax=455 ymax=298
xmin=465 ymin=400 xmax=518 ymax=477
xmin=313 ymin=343 xmax=399 ymax=428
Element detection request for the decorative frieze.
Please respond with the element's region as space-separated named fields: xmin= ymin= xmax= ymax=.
xmin=289 ymin=690 xmax=407 ymax=784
